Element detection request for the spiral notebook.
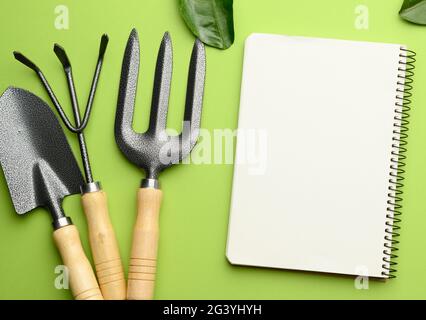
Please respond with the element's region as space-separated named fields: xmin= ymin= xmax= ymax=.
xmin=226 ymin=33 xmax=416 ymax=278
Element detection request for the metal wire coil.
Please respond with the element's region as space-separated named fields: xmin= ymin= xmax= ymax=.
xmin=382 ymin=47 xmax=416 ymax=278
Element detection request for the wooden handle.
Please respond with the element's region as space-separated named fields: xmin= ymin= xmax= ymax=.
xmin=81 ymin=190 xmax=126 ymax=300
xmin=127 ymin=188 xmax=162 ymax=300
xmin=53 ymin=224 xmax=103 ymax=300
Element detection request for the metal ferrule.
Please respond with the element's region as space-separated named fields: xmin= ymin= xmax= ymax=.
xmin=141 ymin=178 xmax=160 ymax=189
xmin=52 ymin=216 xmax=73 ymax=230
xmin=80 ymin=181 xmax=102 ymax=194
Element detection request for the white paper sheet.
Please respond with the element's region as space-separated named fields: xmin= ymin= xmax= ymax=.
xmin=226 ymin=34 xmax=404 ymax=278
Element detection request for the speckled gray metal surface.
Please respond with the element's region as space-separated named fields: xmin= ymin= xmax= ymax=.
xmin=0 ymin=87 xmax=84 ymax=221
xmin=115 ymin=29 xmax=206 ymax=180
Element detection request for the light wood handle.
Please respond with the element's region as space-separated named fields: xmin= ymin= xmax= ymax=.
xmin=81 ymin=190 xmax=126 ymax=300
xmin=53 ymin=224 xmax=103 ymax=300
xmin=127 ymin=188 xmax=162 ymax=300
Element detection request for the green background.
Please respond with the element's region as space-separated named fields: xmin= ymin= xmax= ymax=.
xmin=0 ymin=0 xmax=425 ymax=299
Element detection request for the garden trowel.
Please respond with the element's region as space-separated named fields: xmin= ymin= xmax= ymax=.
xmin=0 ymin=87 xmax=103 ymax=300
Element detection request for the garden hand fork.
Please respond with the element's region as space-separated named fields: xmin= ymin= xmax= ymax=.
xmin=115 ymin=29 xmax=206 ymax=300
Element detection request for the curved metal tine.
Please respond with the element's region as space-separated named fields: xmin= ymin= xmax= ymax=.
xmin=13 ymin=51 xmax=78 ymax=132
xmin=54 ymin=44 xmax=96 ymax=183
xmin=83 ymin=34 xmax=109 ymax=129
xmin=53 ymin=35 xmax=109 ymax=133
xmin=181 ymin=38 xmax=206 ymax=150
xmin=149 ymin=32 xmax=173 ymax=135
xmin=115 ymin=29 xmax=140 ymax=139
xmin=54 ymin=43 xmax=84 ymax=132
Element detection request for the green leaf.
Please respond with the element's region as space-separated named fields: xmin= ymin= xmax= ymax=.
xmin=179 ymin=0 xmax=235 ymax=50
xmin=400 ymin=0 xmax=426 ymax=25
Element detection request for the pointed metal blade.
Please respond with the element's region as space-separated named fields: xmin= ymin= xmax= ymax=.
xmin=0 ymin=87 xmax=83 ymax=217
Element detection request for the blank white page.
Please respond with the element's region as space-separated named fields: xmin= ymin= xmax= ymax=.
xmin=226 ymin=33 xmax=404 ymax=278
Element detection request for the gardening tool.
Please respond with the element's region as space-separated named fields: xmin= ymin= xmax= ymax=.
xmin=115 ymin=29 xmax=206 ymax=300
xmin=0 ymin=87 xmax=103 ymax=300
xmin=13 ymin=35 xmax=126 ymax=300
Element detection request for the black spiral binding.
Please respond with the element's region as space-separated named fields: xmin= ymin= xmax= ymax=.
xmin=382 ymin=47 xmax=416 ymax=279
